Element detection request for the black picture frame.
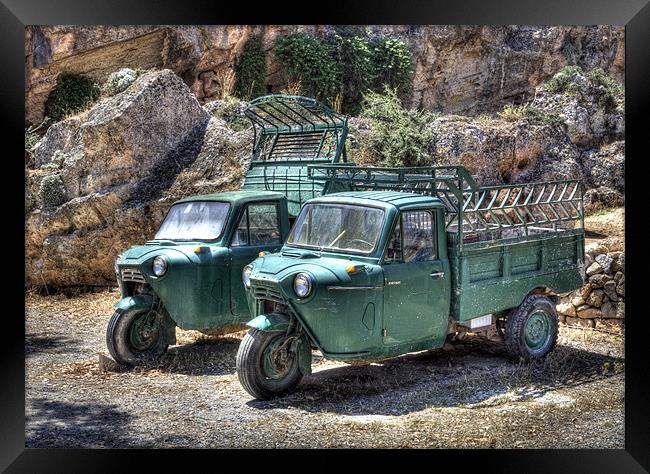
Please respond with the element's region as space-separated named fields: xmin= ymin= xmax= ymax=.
xmin=4 ymin=0 xmax=648 ymax=471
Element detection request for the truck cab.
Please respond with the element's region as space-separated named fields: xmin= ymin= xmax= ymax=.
xmin=236 ymin=165 xmax=586 ymax=399
xmin=107 ymin=95 xmax=350 ymax=366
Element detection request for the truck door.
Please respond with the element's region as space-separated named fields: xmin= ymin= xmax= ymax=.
xmin=230 ymin=202 xmax=283 ymax=316
xmin=382 ymin=209 xmax=449 ymax=345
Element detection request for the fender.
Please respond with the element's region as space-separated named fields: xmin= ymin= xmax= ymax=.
xmin=246 ymin=313 xmax=312 ymax=375
xmin=246 ymin=312 xmax=291 ymax=332
xmin=114 ymin=295 xmax=176 ymax=345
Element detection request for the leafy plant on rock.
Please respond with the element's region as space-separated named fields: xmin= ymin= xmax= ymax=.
xmin=234 ymin=37 xmax=267 ymax=100
xmin=45 ymin=72 xmax=101 ymax=122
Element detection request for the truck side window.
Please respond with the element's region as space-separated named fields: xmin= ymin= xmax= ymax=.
xmin=249 ymin=203 xmax=281 ymax=245
xmin=385 ymin=220 xmax=402 ymax=263
xmin=402 ymin=210 xmax=435 ymax=262
xmin=232 ymin=203 xmax=281 ymax=247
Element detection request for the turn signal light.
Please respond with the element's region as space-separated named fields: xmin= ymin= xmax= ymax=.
xmin=259 ymin=251 xmax=266 ymax=257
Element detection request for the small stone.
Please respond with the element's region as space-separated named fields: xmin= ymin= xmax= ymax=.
xmin=559 ymin=314 xmax=567 ymax=324
xmin=595 ymin=318 xmax=624 ymax=333
xmin=603 ymin=281 xmax=618 ymax=302
xmin=586 ymin=289 xmax=605 ymax=307
xmin=585 ymin=254 xmax=594 ymax=268
xmin=589 ymin=273 xmax=612 ymax=288
xmin=557 ymin=302 xmax=577 ymax=317
xmin=571 ymin=295 xmax=586 ymax=307
xmin=600 ymin=301 xmax=623 ymax=319
xmin=595 ymin=254 xmax=613 ymax=273
xmin=614 ymin=271 xmax=624 ymax=284
xmin=616 ymin=280 xmax=625 ymax=297
xmin=585 ymin=242 xmax=609 ymax=257
xmin=586 ymin=262 xmax=603 ymax=276
xmin=577 ymin=306 xmax=603 ymax=319
xmin=566 ymin=316 xmax=596 ymax=328
xmin=611 ymin=253 xmax=625 ymax=273
xmin=577 ymin=284 xmax=593 ymax=299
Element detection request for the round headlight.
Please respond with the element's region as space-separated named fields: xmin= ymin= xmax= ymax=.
xmin=152 ymin=256 xmax=168 ymax=277
xmin=293 ymin=273 xmax=313 ymax=298
xmin=242 ymin=264 xmax=253 ymax=289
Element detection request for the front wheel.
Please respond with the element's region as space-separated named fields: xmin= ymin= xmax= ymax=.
xmin=504 ymin=294 xmax=558 ymax=361
xmin=106 ymin=307 xmax=169 ymax=366
xmin=236 ymin=328 xmax=303 ymax=400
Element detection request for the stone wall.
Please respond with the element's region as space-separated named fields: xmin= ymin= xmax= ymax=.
xmin=557 ymin=241 xmax=625 ymax=332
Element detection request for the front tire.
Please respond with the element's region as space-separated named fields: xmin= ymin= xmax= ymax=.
xmin=236 ymin=328 xmax=303 ymax=400
xmin=106 ymin=308 xmax=169 ymax=366
xmin=504 ymin=294 xmax=558 ymax=361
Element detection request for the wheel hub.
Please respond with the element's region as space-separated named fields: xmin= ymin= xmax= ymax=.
xmin=524 ymin=311 xmax=550 ymax=350
xmin=262 ymin=336 xmax=296 ymax=380
xmin=128 ymin=311 xmax=160 ymax=352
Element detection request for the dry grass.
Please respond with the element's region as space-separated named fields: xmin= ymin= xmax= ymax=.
xmin=217 ymin=68 xmax=236 ymax=100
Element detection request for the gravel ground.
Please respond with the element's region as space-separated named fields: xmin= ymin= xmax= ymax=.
xmin=25 ymin=289 xmax=624 ymax=448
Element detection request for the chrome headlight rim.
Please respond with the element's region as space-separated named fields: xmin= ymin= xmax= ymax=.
xmin=242 ymin=264 xmax=254 ymax=289
xmin=293 ymin=272 xmax=313 ymax=298
xmin=152 ymin=255 xmax=168 ymax=277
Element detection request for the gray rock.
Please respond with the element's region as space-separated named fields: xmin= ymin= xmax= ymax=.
xmin=611 ymin=252 xmax=625 ymax=273
xmin=595 ymin=254 xmax=613 ymax=274
xmin=577 ymin=306 xmax=603 ymax=319
xmin=589 ymin=273 xmax=613 ymax=288
xmin=557 ymin=302 xmax=577 ymax=317
xmin=586 ymin=262 xmax=603 ymax=276
xmin=586 ymin=289 xmax=605 ymax=307
xmin=603 ymin=281 xmax=618 ymax=302
xmin=601 ymin=301 xmax=624 ymax=319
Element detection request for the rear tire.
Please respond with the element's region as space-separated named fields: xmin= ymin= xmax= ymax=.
xmin=504 ymin=294 xmax=558 ymax=361
xmin=236 ymin=328 xmax=303 ymax=400
xmin=106 ymin=308 xmax=169 ymax=366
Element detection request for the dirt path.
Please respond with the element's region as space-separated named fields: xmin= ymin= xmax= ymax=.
xmin=25 ymin=289 xmax=624 ymax=448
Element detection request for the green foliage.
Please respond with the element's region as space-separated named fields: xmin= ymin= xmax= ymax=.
xmin=540 ymin=65 xmax=623 ymax=110
xmin=358 ymin=87 xmax=436 ymax=167
xmin=45 ymin=73 xmax=101 ymax=122
xmin=275 ymin=33 xmax=340 ymax=104
xmin=327 ymin=33 xmax=373 ymax=114
xmin=274 ymin=32 xmax=414 ymax=113
xmin=234 ymin=37 xmax=267 ymax=100
xmin=102 ymin=68 xmax=147 ymax=96
xmin=586 ymin=67 xmax=624 ymax=110
xmin=368 ymin=38 xmax=414 ymax=93
xmin=499 ymin=103 xmax=566 ymax=127
xmin=39 ymin=174 xmax=67 ymax=208
xmin=540 ymin=65 xmax=584 ymax=94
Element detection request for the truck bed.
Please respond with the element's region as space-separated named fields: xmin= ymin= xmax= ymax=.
xmin=448 ymin=228 xmax=585 ymax=321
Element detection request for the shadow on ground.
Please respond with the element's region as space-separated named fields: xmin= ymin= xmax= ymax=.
xmin=127 ymin=336 xmax=241 ymax=376
xmin=247 ymin=338 xmax=624 ymax=416
xmin=25 ymin=333 xmax=82 ymax=359
xmin=26 ymin=398 xmax=135 ymax=447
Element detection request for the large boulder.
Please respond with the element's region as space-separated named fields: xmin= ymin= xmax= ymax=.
xmin=25 ymin=71 xmax=252 ymax=288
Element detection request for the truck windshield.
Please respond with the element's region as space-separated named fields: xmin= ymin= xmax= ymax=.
xmin=154 ymin=201 xmax=230 ymax=241
xmin=287 ymin=203 xmax=384 ymax=254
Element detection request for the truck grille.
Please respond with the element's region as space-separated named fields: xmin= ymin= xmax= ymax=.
xmin=121 ymin=267 xmax=146 ymax=283
xmin=252 ymin=282 xmax=285 ymax=304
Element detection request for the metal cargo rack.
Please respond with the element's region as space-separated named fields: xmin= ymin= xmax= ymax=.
xmin=307 ymin=164 xmax=585 ymax=250
xmin=242 ymin=95 xmax=349 ymax=217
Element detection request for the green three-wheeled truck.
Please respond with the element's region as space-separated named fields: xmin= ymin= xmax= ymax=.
xmin=108 ymin=95 xmax=351 ymax=365
xmin=236 ymin=165 xmax=585 ymax=399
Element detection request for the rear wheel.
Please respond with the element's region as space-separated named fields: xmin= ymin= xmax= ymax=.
xmin=106 ymin=307 xmax=169 ymax=366
xmin=504 ymin=294 xmax=558 ymax=361
xmin=236 ymin=328 xmax=303 ymax=400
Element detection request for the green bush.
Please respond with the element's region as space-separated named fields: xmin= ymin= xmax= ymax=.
xmin=275 ymin=33 xmax=340 ymax=104
xmin=234 ymin=37 xmax=267 ymax=100
xmin=45 ymin=73 xmax=101 ymax=122
xmin=39 ymin=174 xmax=67 ymax=208
xmin=357 ymin=87 xmax=435 ymax=167
xmin=586 ymin=67 xmax=623 ymax=110
xmin=498 ymin=103 xmax=566 ymax=127
xmin=327 ymin=33 xmax=373 ymax=114
xmin=540 ymin=65 xmax=584 ymax=94
xmin=369 ymin=38 xmax=414 ymax=93
xmin=102 ymin=68 xmax=147 ymax=96
xmin=274 ymin=32 xmax=414 ymax=113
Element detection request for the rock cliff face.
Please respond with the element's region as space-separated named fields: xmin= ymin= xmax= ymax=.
xmin=25 ymin=25 xmax=624 ymax=125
